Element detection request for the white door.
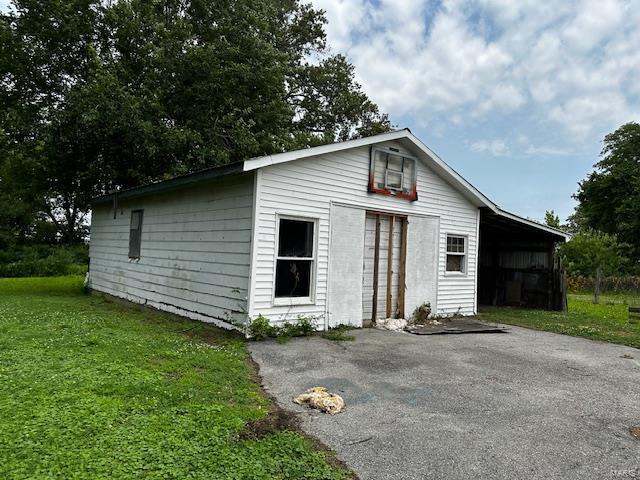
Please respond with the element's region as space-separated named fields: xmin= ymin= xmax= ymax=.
xmin=404 ymin=215 xmax=439 ymax=317
xmin=327 ymin=205 xmax=365 ymax=328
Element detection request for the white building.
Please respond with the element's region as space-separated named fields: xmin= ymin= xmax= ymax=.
xmin=89 ymin=129 xmax=568 ymax=331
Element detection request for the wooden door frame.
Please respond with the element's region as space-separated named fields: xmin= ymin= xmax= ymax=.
xmin=368 ymin=211 xmax=408 ymax=322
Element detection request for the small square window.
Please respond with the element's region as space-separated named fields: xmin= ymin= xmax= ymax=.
xmin=446 ymin=235 xmax=466 ymax=273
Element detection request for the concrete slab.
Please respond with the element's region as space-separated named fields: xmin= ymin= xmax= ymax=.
xmin=249 ymin=327 xmax=640 ymax=480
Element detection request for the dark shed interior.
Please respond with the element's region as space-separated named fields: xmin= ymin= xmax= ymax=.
xmin=478 ymin=208 xmax=567 ymax=311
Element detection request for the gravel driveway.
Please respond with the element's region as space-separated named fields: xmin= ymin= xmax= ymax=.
xmin=249 ymin=326 xmax=640 ymax=480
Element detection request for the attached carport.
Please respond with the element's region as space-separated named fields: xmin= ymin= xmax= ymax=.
xmin=478 ymin=208 xmax=569 ymax=310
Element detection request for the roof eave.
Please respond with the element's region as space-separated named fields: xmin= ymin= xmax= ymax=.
xmin=242 ymin=129 xmax=412 ymax=172
xmin=494 ymin=208 xmax=571 ymax=241
xmin=91 ymin=161 xmax=245 ymax=205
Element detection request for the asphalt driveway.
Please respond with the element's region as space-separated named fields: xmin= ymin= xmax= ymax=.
xmin=249 ymin=326 xmax=640 ymax=480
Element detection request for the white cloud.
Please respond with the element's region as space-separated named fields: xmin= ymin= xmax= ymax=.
xmin=469 ymin=139 xmax=509 ymax=156
xmin=313 ymin=0 xmax=640 ymax=143
xmin=469 ymin=137 xmax=577 ymax=158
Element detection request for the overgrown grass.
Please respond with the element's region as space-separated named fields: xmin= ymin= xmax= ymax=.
xmin=480 ymin=293 xmax=640 ymax=348
xmin=0 ymin=277 xmax=349 ymax=479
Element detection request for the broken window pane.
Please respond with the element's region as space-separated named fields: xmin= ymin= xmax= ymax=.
xmin=278 ymin=219 xmax=314 ymax=257
xmin=275 ymin=259 xmax=312 ymax=297
xmin=386 ymin=152 xmax=403 ymax=172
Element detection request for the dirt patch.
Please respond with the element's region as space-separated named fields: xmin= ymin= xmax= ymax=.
xmin=239 ymin=406 xmax=301 ymax=440
xmin=629 ymin=426 xmax=640 ymax=440
xmin=243 ymin=355 xmax=358 ymax=478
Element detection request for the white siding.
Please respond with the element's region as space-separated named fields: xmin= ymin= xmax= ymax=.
xmin=89 ymin=174 xmax=254 ymax=329
xmin=249 ymin=140 xmax=480 ymax=326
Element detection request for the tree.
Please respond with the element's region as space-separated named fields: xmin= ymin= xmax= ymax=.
xmin=574 ymin=122 xmax=640 ymax=270
xmin=559 ymin=231 xmax=624 ymax=303
xmin=0 ymin=0 xmax=391 ymax=244
xmin=544 ymin=210 xmax=561 ymax=229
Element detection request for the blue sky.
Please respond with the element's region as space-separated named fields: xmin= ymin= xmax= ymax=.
xmin=2 ymin=0 xmax=638 ymax=223
xmin=314 ymin=0 xmax=640 ymax=222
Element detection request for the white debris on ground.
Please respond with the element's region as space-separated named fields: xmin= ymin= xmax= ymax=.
xmin=375 ymin=317 xmax=407 ymax=331
xmin=293 ymin=387 xmax=345 ymax=415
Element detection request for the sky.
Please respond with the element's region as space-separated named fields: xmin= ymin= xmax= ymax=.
xmin=1 ymin=1 xmax=638 ymax=222
xmin=312 ymin=0 xmax=640 ymax=222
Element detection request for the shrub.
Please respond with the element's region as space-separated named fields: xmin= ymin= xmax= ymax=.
xmin=281 ymin=316 xmax=316 ymax=337
xmin=411 ymin=302 xmax=432 ymax=325
xmin=0 ymin=244 xmax=88 ymax=278
xmin=247 ymin=315 xmax=277 ymax=340
xmin=248 ymin=315 xmax=317 ymax=341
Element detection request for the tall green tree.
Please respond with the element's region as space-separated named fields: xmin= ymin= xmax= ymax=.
xmin=544 ymin=210 xmax=561 ymax=229
xmin=574 ymin=122 xmax=640 ymax=269
xmin=0 ymin=0 xmax=391 ymax=243
xmin=559 ymin=231 xmax=624 ymax=303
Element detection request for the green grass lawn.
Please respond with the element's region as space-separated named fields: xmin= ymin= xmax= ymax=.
xmin=0 ymin=277 xmax=348 ymax=480
xmin=480 ymin=293 xmax=640 ymax=349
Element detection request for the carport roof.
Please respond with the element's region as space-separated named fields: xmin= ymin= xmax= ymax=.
xmin=92 ymin=129 xmax=569 ymax=240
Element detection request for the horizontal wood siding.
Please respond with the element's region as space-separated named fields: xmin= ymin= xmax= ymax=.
xmin=250 ymin=141 xmax=479 ymax=325
xmin=89 ymin=174 xmax=254 ymax=328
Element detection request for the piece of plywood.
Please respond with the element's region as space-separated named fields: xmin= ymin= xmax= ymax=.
xmin=372 ymin=214 xmax=381 ymax=322
xmin=386 ymin=215 xmax=394 ymax=318
xmin=327 ymin=204 xmax=366 ymax=328
xmin=407 ymin=319 xmax=508 ymax=335
xmin=404 ymin=215 xmax=439 ymax=319
xmin=398 ymin=218 xmax=408 ymax=318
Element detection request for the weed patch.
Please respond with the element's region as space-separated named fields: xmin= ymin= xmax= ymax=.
xmin=321 ymin=325 xmax=356 ymax=342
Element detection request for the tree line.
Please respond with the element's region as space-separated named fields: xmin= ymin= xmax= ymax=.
xmin=546 ymin=122 xmax=640 ymax=294
xmin=0 ymin=0 xmax=390 ymax=250
xmin=2 ymin=1 xmax=639 ymax=286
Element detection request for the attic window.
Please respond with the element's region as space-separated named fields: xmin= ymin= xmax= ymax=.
xmin=274 ymin=217 xmax=316 ymax=303
xmin=369 ymin=147 xmax=418 ymax=200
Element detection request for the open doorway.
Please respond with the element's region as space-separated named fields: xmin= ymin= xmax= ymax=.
xmin=362 ymin=212 xmax=407 ymax=323
xmin=478 ymin=209 xmax=567 ymax=310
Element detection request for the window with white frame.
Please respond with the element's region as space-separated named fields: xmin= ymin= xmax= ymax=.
xmin=446 ymin=235 xmax=466 ymax=273
xmin=274 ymin=217 xmax=316 ymax=299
